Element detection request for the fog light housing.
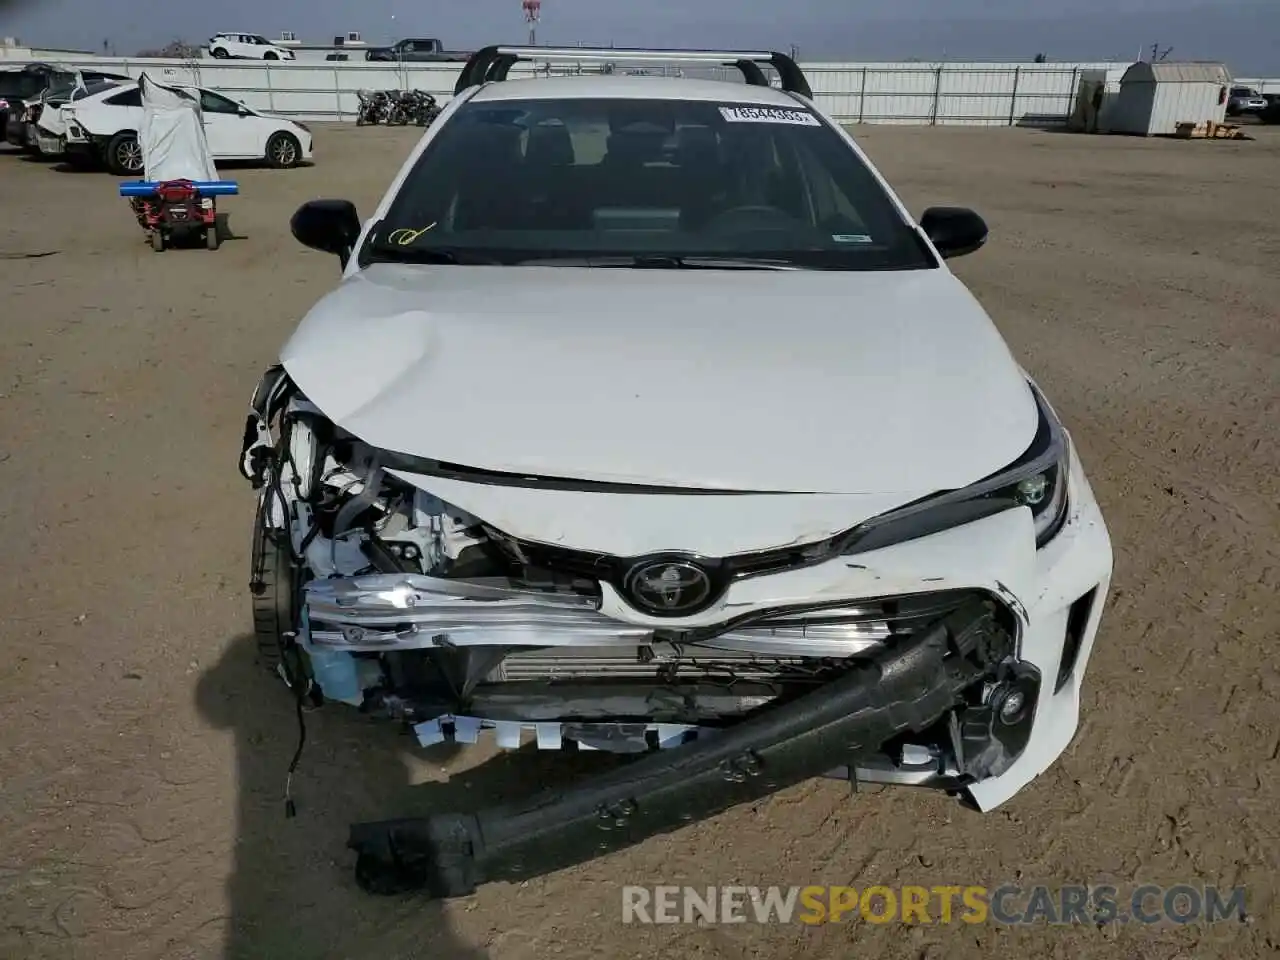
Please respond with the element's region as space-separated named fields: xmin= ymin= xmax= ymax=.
xmin=996 ymin=688 xmax=1027 ymax=724
xmin=989 ymin=673 xmax=1037 ymax=729
xmin=952 ymin=664 xmax=1042 ymax=781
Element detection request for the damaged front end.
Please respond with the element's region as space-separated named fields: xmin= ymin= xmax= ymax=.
xmin=239 ymin=365 xmax=1043 ymax=896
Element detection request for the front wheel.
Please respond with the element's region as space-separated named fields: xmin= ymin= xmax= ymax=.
xmin=206 ymin=226 xmax=220 ymax=250
xmin=265 ymin=131 xmax=301 ymax=168
xmin=264 ymin=51 xmax=279 ymax=60
xmin=150 ymin=230 xmax=165 ymax=252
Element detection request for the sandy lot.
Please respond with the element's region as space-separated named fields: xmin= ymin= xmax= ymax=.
xmin=1 ymin=121 xmax=1277 ymax=960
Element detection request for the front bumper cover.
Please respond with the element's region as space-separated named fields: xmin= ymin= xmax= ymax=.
xmin=348 ymin=596 xmax=1019 ymax=897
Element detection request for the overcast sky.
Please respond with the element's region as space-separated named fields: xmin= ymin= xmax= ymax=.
xmin=2 ymin=0 xmax=1277 ymax=74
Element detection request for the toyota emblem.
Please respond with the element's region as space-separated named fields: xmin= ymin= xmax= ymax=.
xmin=623 ymin=559 xmax=714 ymax=615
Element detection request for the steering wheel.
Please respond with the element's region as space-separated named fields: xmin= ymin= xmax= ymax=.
xmin=702 ymin=204 xmax=797 ymax=232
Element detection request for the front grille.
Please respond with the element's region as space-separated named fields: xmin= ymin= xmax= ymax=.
xmin=494 ymin=588 xmax=995 ymax=683
xmin=494 ymin=645 xmax=838 ymax=684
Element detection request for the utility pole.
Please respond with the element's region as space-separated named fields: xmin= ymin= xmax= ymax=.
xmin=523 ymin=0 xmax=541 ymax=46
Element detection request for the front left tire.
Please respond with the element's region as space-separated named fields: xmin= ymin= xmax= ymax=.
xmin=266 ymin=131 xmax=301 ymax=168
xmin=249 ymin=501 xmax=297 ymax=673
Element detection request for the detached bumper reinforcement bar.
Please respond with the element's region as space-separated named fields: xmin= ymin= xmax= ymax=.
xmin=348 ymin=598 xmax=1010 ymax=897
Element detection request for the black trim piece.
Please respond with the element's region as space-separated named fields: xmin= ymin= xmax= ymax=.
xmin=489 ymin=55 xmax=519 ymax=81
xmin=381 ymin=449 xmax=797 ymax=495
xmin=454 ymin=46 xmax=498 ymax=93
xmin=348 ymin=597 xmax=1011 ymax=897
xmin=734 ymin=59 xmax=769 ymax=87
xmin=768 ymin=54 xmax=813 ymax=98
xmin=1055 ymin=587 xmax=1096 ymax=693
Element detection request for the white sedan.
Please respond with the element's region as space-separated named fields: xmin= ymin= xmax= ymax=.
xmin=244 ymin=45 xmax=1115 ymax=896
xmin=207 ymin=33 xmax=297 ymax=61
xmin=58 ymin=80 xmax=312 ymax=174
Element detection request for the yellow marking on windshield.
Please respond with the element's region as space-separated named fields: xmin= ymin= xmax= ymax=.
xmin=387 ymin=223 xmax=437 ymax=245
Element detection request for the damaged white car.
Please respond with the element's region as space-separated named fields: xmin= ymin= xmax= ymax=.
xmin=240 ymin=46 xmax=1113 ymax=897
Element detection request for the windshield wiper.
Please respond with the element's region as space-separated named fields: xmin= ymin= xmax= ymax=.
xmin=636 ymin=255 xmax=802 ymax=270
xmin=517 ymin=255 xmax=803 ymax=270
xmin=364 ymin=243 xmax=501 ymax=265
xmin=365 ymin=245 xmax=806 ymax=269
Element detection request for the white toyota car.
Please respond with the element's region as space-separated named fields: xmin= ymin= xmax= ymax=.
xmin=239 ymin=46 xmax=1113 ymax=897
xmin=59 ymin=79 xmax=312 ymax=174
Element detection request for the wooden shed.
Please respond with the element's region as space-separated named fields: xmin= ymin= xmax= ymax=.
xmin=1109 ymin=61 xmax=1231 ymax=136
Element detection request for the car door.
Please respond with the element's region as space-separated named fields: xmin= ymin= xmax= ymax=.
xmin=199 ymin=89 xmax=261 ymax=158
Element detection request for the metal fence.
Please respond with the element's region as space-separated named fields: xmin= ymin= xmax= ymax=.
xmin=806 ymin=63 xmax=1124 ymax=126
xmin=4 ymin=53 xmax=1278 ymax=125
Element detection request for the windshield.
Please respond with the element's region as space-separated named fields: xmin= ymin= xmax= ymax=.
xmin=42 ymin=77 xmax=81 ymax=101
xmin=369 ymin=96 xmax=933 ymax=270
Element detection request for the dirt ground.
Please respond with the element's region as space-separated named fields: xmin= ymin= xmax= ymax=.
xmin=1 ymin=120 xmax=1277 ymax=960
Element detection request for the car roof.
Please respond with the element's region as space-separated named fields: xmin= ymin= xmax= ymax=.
xmin=468 ymin=75 xmax=807 ymax=106
xmin=78 ymin=80 xmax=227 ymax=102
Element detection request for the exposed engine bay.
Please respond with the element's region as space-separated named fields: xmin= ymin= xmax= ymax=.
xmin=239 ymin=364 xmax=1039 ymax=798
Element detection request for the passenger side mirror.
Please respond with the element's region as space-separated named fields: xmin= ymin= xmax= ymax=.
xmin=236 ymin=104 xmax=251 ymax=116
xmin=291 ymin=199 xmax=361 ymax=266
xmin=920 ymin=207 xmax=988 ymax=259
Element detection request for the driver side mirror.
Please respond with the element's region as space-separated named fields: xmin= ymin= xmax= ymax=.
xmin=291 ymin=199 xmax=361 ymax=267
xmin=920 ymin=207 xmax=988 ymax=259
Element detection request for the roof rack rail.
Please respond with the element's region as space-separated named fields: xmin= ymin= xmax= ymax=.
xmin=453 ymin=45 xmax=812 ymax=99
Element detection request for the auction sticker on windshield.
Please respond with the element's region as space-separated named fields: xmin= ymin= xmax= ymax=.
xmin=719 ymin=106 xmax=820 ymax=125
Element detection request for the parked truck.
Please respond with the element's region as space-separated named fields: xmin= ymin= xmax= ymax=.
xmin=364 ymin=38 xmax=471 ymax=62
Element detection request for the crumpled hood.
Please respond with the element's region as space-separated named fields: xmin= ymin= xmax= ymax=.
xmin=280 ymin=262 xmax=1038 ymax=495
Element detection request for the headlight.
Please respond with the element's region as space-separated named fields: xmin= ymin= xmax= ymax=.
xmin=841 ymin=381 xmax=1070 ymax=555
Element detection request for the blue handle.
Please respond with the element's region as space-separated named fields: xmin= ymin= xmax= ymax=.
xmin=119 ymin=180 xmax=240 ymax=197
